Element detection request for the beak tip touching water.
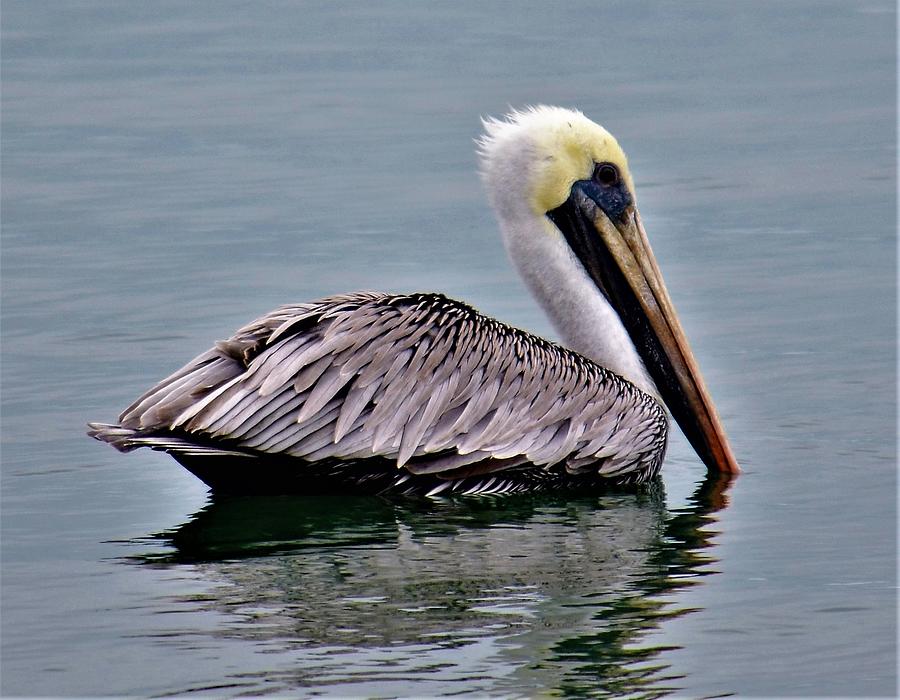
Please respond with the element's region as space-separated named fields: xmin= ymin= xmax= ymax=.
xmin=701 ymin=423 xmax=741 ymax=475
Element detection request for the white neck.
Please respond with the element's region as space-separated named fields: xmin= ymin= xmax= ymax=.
xmin=497 ymin=211 xmax=660 ymax=401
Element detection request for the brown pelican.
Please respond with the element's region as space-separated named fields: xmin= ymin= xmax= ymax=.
xmin=89 ymin=106 xmax=739 ymax=495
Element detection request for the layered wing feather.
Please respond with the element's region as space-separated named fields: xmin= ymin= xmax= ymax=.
xmin=95 ymin=292 xmax=668 ymax=484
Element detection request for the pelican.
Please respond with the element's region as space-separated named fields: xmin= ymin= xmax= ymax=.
xmin=89 ymin=106 xmax=739 ymax=495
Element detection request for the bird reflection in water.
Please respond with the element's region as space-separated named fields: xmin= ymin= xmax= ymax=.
xmin=126 ymin=473 xmax=733 ymax=697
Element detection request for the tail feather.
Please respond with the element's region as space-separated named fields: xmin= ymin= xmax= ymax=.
xmin=87 ymin=422 xmax=143 ymax=452
xmin=87 ymin=422 xmax=253 ymax=458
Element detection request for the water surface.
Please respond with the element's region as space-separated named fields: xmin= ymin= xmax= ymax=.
xmin=2 ymin=1 xmax=896 ymax=696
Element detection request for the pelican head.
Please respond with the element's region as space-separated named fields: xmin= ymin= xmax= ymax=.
xmin=479 ymin=106 xmax=739 ymax=475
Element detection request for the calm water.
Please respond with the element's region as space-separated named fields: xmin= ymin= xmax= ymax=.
xmin=2 ymin=1 xmax=896 ymax=696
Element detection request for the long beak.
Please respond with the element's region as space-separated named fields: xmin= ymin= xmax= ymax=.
xmin=548 ymin=184 xmax=740 ymax=475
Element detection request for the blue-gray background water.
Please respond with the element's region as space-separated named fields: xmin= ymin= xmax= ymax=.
xmin=2 ymin=1 xmax=896 ymax=696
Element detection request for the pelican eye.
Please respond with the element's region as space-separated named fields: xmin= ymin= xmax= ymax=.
xmin=593 ymin=163 xmax=619 ymax=187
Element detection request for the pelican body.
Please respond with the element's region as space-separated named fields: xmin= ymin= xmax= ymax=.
xmin=89 ymin=107 xmax=738 ymax=495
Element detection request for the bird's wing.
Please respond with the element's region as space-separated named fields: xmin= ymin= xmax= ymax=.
xmin=116 ymin=292 xmax=667 ymax=481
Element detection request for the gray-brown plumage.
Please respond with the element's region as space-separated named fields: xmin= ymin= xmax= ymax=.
xmin=89 ymin=292 xmax=667 ymax=493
